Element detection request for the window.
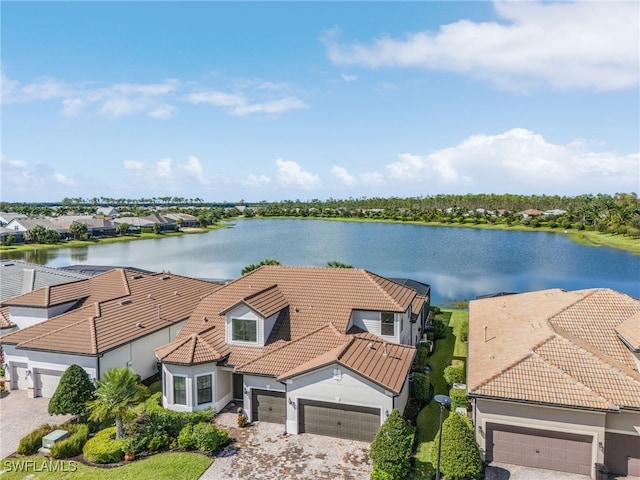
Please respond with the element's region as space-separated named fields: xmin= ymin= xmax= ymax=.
xmin=173 ymin=376 xmax=186 ymax=405
xmin=232 ymin=318 xmax=257 ymax=342
xmin=381 ymin=312 xmax=395 ymax=336
xmin=197 ymin=375 xmax=212 ymax=405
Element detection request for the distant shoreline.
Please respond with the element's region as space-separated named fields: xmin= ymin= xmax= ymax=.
xmin=1 ymin=217 xmax=638 ymax=258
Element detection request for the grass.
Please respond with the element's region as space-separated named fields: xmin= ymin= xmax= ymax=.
xmin=413 ymin=310 xmax=468 ymax=480
xmin=0 ymin=452 xmax=212 ymax=479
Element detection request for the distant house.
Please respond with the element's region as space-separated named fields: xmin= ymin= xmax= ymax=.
xmin=5 ymin=218 xmax=62 ymax=235
xmin=113 ymin=214 xmax=177 ymax=233
xmin=164 ymin=213 xmax=198 ymax=227
xmin=96 ymin=206 xmax=118 ymax=217
xmin=543 ymin=209 xmax=567 ymax=217
xmin=51 ymin=216 xmax=116 ymax=237
xmin=518 ymin=209 xmax=544 ymax=218
xmin=468 ymin=288 xmax=640 ymax=479
xmin=155 ymin=266 xmax=428 ymax=442
xmin=0 ymin=213 xmax=28 ymax=227
xmin=1 ymin=269 xmax=220 ymax=397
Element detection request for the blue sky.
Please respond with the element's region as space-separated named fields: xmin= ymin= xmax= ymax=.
xmin=1 ymin=1 xmax=639 ymax=203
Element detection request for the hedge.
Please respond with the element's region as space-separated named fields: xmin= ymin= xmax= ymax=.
xmin=412 ymin=373 xmax=430 ymax=400
xmin=17 ymin=424 xmax=56 ymax=455
xmin=83 ymin=427 xmax=126 ymax=464
xmin=449 ymin=388 xmax=468 ymax=410
xmin=191 ymin=422 xmax=229 ymax=452
xmin=443 ymin=365 xmax=465 ymax=385
xmin=50 ymin=424 xmax=90 ymax=459
xmin=369 ymin=409 xmax=413 ymax=480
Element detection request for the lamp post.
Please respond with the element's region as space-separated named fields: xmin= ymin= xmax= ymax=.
xmin=434 ymin=394 xmax=452 ymax=480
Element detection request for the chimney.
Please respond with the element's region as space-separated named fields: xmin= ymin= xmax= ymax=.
xmin=21 ymin=268 xmax=36 ymax=294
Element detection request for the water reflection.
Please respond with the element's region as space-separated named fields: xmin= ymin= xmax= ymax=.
xmin=1 ymin=248 xmax=58 ymax=265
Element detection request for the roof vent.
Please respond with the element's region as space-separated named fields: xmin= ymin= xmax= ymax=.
xmin=3 ymin=263 xmax=14 ymax=267
xmin=162 ymin=275 xmax=170 ymax=280
xmin=132 ymin=274 xmax=143 ymax=279
xmin=382 ymin=342 xmax=388 ymax=357
xmin=136 ymin=322 xmax=144 ymax=328
xmin=120 ymin=299 xmax=132 ymax=306
xmin=294 ymin=307 xmax=299 ymax=313
xmin=202 ymin=316 xmax=208 ymax=323
xmin=368 ymin=342 xmax=374 ymax=350
xmin=174 ymin=291 xmax=179 ymax=296
xmin=147 ymin=294 xmax=154 ymax=300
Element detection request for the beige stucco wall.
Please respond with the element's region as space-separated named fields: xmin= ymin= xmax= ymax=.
xmin=474 ymin=398 xmax=606 ymax=477
xmin=605 ymin=409 xmax=640 ymax=436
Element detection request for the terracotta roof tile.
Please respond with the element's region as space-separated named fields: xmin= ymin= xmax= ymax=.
xmin=615 ymin=313 xmax=640 ymax=351
xmin=468 ymin=288 xmax=640 ymax=411
xmin=220 ymin=284 xmax=288 ymax=319
xmin=155 ymin=326 xmax=229 ymax=365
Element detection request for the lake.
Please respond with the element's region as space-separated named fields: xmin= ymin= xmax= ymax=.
xmin=7 ymin=219 xmax=640 ymax=305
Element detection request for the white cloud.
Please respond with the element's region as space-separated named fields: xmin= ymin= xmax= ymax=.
xmin=242 ymin=174 xmax=272 ymax=187
xmin=124 ymin=160 xmax=144 ymax=170
xmin=275 ymin=159 xmax=321 ymax=189
xmin=178 ymin=156 xmax=208 ymax=185
xmin=232 ymin=97 xmax=306 ymax=116
xmin=187 ymin=89 xmax=306 ymax=116
xmin=0 ymin=153 xmax=77 ymax=194
xmin=156 ymin=158 xmax=172 ymax=178
xmin=331 ymin=165 xmax=386 ymax=187
xmin=341 ymin=73 xmax=357 ymax=82
xmin=324 ymin=1 xmax=639 ymax=90
xmin=331 ymin=165 xmax=356 ymax=186
xmin=383 ymin=128 xmax=639 ymax=194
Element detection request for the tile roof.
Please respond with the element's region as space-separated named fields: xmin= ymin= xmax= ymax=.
xmin=615 ymin=313 xmax=640 ymax=352
xmin=1 ymin=270 xmax=220 ymax=355
xmin=219 ymin=284 xmax=289 ymax=319
xmin=155 ymin=325 xmax=229 ymax=365
xmin=468 ymin=288 xmax=640 ymax=411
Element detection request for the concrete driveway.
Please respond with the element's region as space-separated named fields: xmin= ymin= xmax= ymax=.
xmin=485 ymin=463 xmax=592 ymax=480
xmin=0 ymin=390 xmax=73 ymax=459
xmin=200 ymin=412 xmax=371 ymax=480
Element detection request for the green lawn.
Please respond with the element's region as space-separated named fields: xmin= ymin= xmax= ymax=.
xmin=0 ymin=452 xmax=212 ymax=479
xmin=413 ymin=310 xmax=468 ymax=479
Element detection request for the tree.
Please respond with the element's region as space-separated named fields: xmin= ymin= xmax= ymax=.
xmin=26 ymin=225 xmax=60 ymax=244
xmin=444 ymin=365 xmax=466 ymax=385
xmin=48 ymin=365 xmax=95 ymax=418
xmin=430 ymin=412 xmax=483 ymax=479
xmin=152 ymin=222 xmax=162 ymax=234
xmin=369 ymin=409 xmax=413 ymax=480
xmin=241 ymin=258 xmax=281 ymax=275
xmin=87 ymin=367 xmax=146 ymax=438
xmin=116 ymin=222 xmax=129 ymax=236
xmin=69 ymin=221 xmax=88 ymax=240
xmin=326 ymin=261 xmax=353 ymax=268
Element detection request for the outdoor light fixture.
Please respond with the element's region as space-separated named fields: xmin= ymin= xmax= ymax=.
xmin=288 ymin=398 xmax=295 ymax=407
xmin=434 ymin=394 xmax=452 ymax=480
xmin=243 ymin=387 xmax=249 ymax=394
xmin=332 ymin=368 xmax=342 ymax=380
xmin=26 ymin=369 xmax=32 ymax=377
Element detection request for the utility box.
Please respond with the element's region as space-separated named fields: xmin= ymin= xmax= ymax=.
xmin=42 ymin=430 xmax=68 ymax=449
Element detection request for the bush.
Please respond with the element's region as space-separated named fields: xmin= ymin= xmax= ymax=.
xmin=430 ymin=413 xmax=483 ymax=479
xmin=450 ymin=388 xmax=468 ymax=410
xmin=50 ymin=424 xmax=90 ymax=459
xmin=370 ymin=466 xmax=394 ymax=480
xmin=83 ymin=427 xmax=126 ymax=464
xmin=191 ymin=422 xmax=228 ymax=453
xmin=369 ymin=409 xmax=413 ymax=480
xmin=412 ymin=373 xmax=430 ymax=400
xmin=147 ymin=381 xmax=162 ymax=395
xmin=48 ymin=364 xmax=96 ymax=418
xmin=432 ymin=318 xmax=447 ymax=340
xmin=177 ymin=424 xmax=197 ymax=451
xmin=402 ymin=398 xmax=422 ymax=426
xmin=444 ymin=365 xmax=465 ymax=385
xmin=17 ymin=424 xmax=56 ymax=455
xmin=414 ymin=344 xmax=429 ymax=370
xmin=459 ymin=321 xmax=469 ymax=342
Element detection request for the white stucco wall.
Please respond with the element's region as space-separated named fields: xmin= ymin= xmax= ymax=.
xmin=349 ymin=309 xmax=412 ymax=346
xmin=99 ymin=320 xmax=186 ymax=380
xmin=162 ymin=363 xmax=230 ymax=412
xmin=242 ymin=374 xmax=286 ymax=420
xmin=224 ymin=305 xmax=268 ymax=346
xmin=605 ymin=409 xmax=640 ymax=436
xmin=285 ymin=363 xmax=395 ymax=434
xmin=474 ymin=398 xmax=605 ymax=476
xmin=9 ymin=302 xmax=78 ymax=329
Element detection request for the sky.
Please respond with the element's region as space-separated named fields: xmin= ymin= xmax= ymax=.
xmin=1 ymin=1 xmax=639 ymax=203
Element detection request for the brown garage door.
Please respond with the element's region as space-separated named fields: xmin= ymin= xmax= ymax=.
xmin=487 ymin=423 xmax=592 ymax=476
xmin=605 ymin=432 xmax=640 ymax=476
xmin=299 ymin=400 xmax=380 ymax=442
xmin=251 ymin=389 xmax=285 ymax=424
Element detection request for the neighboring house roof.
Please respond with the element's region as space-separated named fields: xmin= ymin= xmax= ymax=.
xmin=1 ymin=269 xmax=221 ymax=355
xmin=0 ymin=213 xmax=28 ymax=225
xmin=468 ymin=288 xmax=640 ymax=412
xmin=157 ymin=266 xmax=420 ymax=392
xmin=58 ymin=265 xmax=155 ymax=276
xmin=6 ymin=218 xmax=59 ymax=232
xmin=389 ymin=278 xmax=431 ymax=297
xmin=520 ymin=209 xmax=544 ymax=216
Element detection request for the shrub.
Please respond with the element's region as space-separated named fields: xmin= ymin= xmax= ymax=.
xmin=17 ymin=424 xmax=56 ymax=455
xmin=414 ymin=344 xmax=429 ymax=370
xmin=412 ymin=373 xmax=430 ymax=400
xmin=48 ymin=365 xmax=96 ymax=418
xmin=50 ymin=424 xmax=90 ymax=459
xmin=191 ymin=422 xmax=228 ymax=453
xmin=147 ymin=381 xmax=162 ymax=395
xmin=83 ymin=427 xmax=126 ymax=464
xmin=177 ymin=424 xmax=197 ymax=451
xmin=432 ymin=318 xmax=447 ymax=340
xmin=430 ymin=413 xmax=483 ymax=479
xmin=430 ymin=306 xmax=441 ymax=315
xmin=444 ymin=365 xmax=465 ymax=385
xmin=370 ymin=466 xmax=394 ymax=480
xmin=369 ymin=409 xmax=413 ymax=480
xmin=450 ymin=388 xmax=468 ymax=410
xmin=459 ymin=321 xmax=469 ymax=342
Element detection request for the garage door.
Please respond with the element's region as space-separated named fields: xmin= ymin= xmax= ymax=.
xmin=251 ymin=389 xmax=286 ymax=424
xmin=487 ymin=424 xmax=592 ymax=476
xmin=605 ymin=432 xmax=640 ymax=476
xmin=35 ymin=369 xmax=63 ymax=398
xmin=299 ymin=400 xmax=380 ymax=442
xmin=12 ymin=363 xmax=29 ymax=390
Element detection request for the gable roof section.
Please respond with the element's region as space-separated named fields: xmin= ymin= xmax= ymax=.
xmin=615 ymin=313 xmax=640 ymax=352
xmin=279 ymin=336 xmax=415 ymax=394
xmin=155 ymin=325 xmax=229 ymax=365
xmin=468 ymin=288 xmax=640 ymax=411
xmin=1 ymin=270 xmax=221 ymax=355
xmin=219 ymin=284 xmax=288 ymax=319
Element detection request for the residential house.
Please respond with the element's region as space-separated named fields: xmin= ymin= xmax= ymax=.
xmin=0 ymin=213 xmax=28 ymax=227
xmin=1 ymin=269 xmax=221 ymax=398
xmin=468 ymin=288 xmax=640 ymax=479
xmin=96 ymin=206 xmax=118 ymax=217
xmin=164 ymin=213 xmax=199 ymax=228
xmin=155 ymin=266 xmax=426 ymax=442
xmin=113 ymin=214 xmax=177 ymax=233
xmin=0 ymin=226 xmax=24 ymax=244
xmin=51 ymin=216 xmax=116 ymax=238
xmin=5 ymin=218 xmax=61 ymax=236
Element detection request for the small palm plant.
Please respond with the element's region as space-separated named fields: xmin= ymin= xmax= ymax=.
xmin=87 ymin=367 xmax=146 ymax=438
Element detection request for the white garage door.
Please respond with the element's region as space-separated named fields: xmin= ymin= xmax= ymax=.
xmin=36 ymin=369 xmax=63 ymax=398
xmin=12 ymin=363 xmax=29 ymax=390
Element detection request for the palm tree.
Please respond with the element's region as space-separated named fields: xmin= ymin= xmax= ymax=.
xmin=87 ymin=367 xmax=145 ymax=438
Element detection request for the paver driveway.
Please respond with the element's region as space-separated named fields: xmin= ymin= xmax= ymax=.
xmin=200 ymin=412 xmax=372 ymax=480
xmin=0 ymin=390 xmax=73 ymax=459
xmin=485 ymin=463 xmax=593 ymax=480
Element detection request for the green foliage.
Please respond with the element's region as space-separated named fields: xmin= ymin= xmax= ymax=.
xmin=326 ymin=260 xmax=353 ymax=268
xmin=25 ymin=225 xmax=60 ymax=244
xmin=412 ymin=373 xmax=430 ymax=400
xmin=50 ymin=423 xmax=90 ymax=459
xmin=414 ymin=344 xmax=429 ymax=370
xmin=432 ymin=318 xmax=447 ymax=340
xmin=369 ymin=409 xmax=413 ymax=480
xmin=449 ymin=388 xmax=468 ymax=410
xmin=116 ymin=222 xmax=129 ymax=235
xmin=69 ymin=221 xmax=88 ymax=239
xmin=147 ymin=381 xmax=163 ymax=395
xmin=48 ymin=364 xmax=96 ymax=417
xmin=370 ymin=466 xmax=394 ymax=480
xmin=191 ymin=422 xmax=229 ymax=452
xmin=153 ymin=222 xmax=162 ymax=234
xmin=17 ymin=424 xmax=56 ymax=455
xmin=459 ymin=320 xmax=469 ymax=342
xmin=83 ymin=427 xmax=126 ymax=464
xmin=241 ymin=258 xmax=281 ymax=275
xmin=87 ymin=367 xmax=146 ymax=439
xmin=430 ymin=413 xmax=483 ymax=479
xmin=443 ymin=365 xmax=465 ymax=385
xmin=177 ymin=424 xmax=197 ymax=451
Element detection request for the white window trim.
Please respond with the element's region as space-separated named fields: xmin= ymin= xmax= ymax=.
xmin=381 ymin=312 xmax=395 ymax=337
xmin=173 ymin=375 xmax=187 ymax=406
xmin=231 ymin=317 xmax=258 ymax=344
xmin=195 ymin=373 xmax=213 ymax=406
